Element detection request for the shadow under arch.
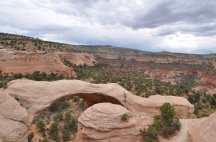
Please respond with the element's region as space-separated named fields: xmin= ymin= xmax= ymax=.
xmin=57 ymin=92 xmax=123 ymax=107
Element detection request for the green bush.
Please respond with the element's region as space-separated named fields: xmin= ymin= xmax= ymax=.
xmin=49 ymin=100 xmax=69 ymax=112
xmin=64 ymin=112 xmax=77 ymax=133
xmin=78 ymin=100 xmax=85 ymax=109
xmin=140 ymin=103 xmax=181 ymax=141
xmin=140 ymin=126 xmax=158 ymax=142
xmin=49 ymin=122 xmax=58 ymax=140
xmin=27 ymin=133 xmax=34 ymax=142
xmin=72 ymin=96 xmax=80 ymax=102
xmin=62 ymin=129 xmax=70 ymax=141
xmin=36 ymin=121 xmax=45 ymax=133
xmin=121 ymin=113 xmax=130 ymax=122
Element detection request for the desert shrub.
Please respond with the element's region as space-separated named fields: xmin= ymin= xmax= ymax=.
xmin=0 ymin=82 xmax=7 ymax=88
xmin=49 ymin=100 xmax=69 ymax=112
xmin=27 ymin=133 xmax=34 ymax=142
xmin=49 ymin=122 xmax=58 ymax=140
xmin=54 ymin=113 xmax=63 ymax=122
xmin=49 ymin=102 xmax=59 ymax=112
xmin=140 ymin=103 xmax=181 ymax=141
xmin=121 ymin=113 xmax=130 ymax=122
xmin=36 ymin=121 xmax=45 ymax=133
xmin=64 ymin=112 xmax=77 ymax=133
xmin=62 ymin=129 xmax=70 ymax=141
xmin=72 ymin=96 xmax=80 ymax=102
xmin=78 ymin=100 xmax=85 ymax=109
xmin=140 ymin=126 xmax=158 ymax=142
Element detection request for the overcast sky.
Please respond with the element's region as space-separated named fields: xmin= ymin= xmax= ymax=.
xmin=0 ymin=0 xmax=216 ymax=54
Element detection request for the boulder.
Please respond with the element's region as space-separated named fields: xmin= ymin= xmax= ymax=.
xmin=76 ymin=103 xmax=152 ymax=142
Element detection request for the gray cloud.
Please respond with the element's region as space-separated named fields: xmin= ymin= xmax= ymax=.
xmin=132 ymin=0 xmax=216 ymax=28
xmin=0 ymin=0 xmax=215 ymax=54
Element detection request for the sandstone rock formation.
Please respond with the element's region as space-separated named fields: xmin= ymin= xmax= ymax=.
xmin=0 ymin=91 xmax=28 ymax=142
xmin=76 ymin=103 xmax=152 ymax=142
xmin=0 ymin=79 xmax=194 ymax=142
xmin=0 ymin=49 xmax=76 ymax=77
xmin=58 ymin=52 xmax=96 ymax=66
xmin=188 ymin=112 xmax=216 ymax=142
xmin=5 ymin=79 xmax=194 ymax=119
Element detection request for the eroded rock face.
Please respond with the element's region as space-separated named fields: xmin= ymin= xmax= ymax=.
xmin=0 ymin=116 xmax=27 ymax=142
xmin=188 ymin=113 xmax=216 ymax=142
xmin=0 ymin=50 xmax=76 ymax=77
xmin=76 ymin=103 xmax=152 ymax=142
xmin=5 ymin=79 xmax=194 ymax=119
xmin=0 ymin=92 xmax=28 ymax=142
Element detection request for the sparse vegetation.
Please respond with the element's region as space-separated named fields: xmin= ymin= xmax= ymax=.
xmin=121 ymin=113 xmax=130 ymax=122
xmin=27 ymin=133 xmax=34 ymax=142
xmin=49 ymin=99 xmax=69 ymax=112
xmin=36 ymin=121 xmax=45 ymax=133
xmin=49 ymin=122 xmax=58 ymax=141
xmin=62 ymin=128 xmax=70 ymax=141
xmin=0 ymin=71 xmax=65 ymax=89
xmin=64 ymin=112 xmax=77 ymax=133
xmin=140 ymin=103 xmax=181 ymax=142
xmin=54 ymin=113 xmax=63 ymax=122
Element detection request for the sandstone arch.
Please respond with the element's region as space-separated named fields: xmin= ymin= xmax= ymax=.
xmin=5 ymin=79 xmax=194 ymax=119
xmin=0 ymin=79 xmax=194 ymax=142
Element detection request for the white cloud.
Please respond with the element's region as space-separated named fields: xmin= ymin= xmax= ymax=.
xmin=158 ymin=32 xmax=216 ymax=53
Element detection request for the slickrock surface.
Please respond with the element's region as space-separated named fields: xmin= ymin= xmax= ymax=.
xmin=76 ymin=103 xmax=152 ymax=142
xmin=188 ymin=113 xmax=216 ymax=142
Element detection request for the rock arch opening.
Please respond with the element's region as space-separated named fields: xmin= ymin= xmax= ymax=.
xmin=57 ymin=93 xmax=123 ymax=107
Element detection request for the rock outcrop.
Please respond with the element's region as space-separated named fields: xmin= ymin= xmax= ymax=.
xmin=0 ymin=79 xmax=194 ymax=142
xmin=0 ymin=91 xmax=28 ymax=142
xmin=76 ymin=103 xmax=152 ymax=142
xmin=188 ymin=113 xmax=216 ymax=142
xmin=58 ymin=52 xmax=96 ymax=66
xmin=5 ymin=79 xmax=194 ymax=119
xmin=0 ymin=50 xmax=76 ymax=77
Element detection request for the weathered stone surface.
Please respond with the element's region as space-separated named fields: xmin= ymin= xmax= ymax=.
xmin=0 ymin=94 xmax=29 ymax=124
xmin=0 ymin=92 xmax=29 ymax=142
xmin=5 ymin=79 xmax=194 ymax=119
xmin=76 ymin=103 xmax=152 ymax=142
xmin=188 ymin=112 xmax=216 ymax=142
xmin=0 ymin=116 xmax=27 ymax=142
